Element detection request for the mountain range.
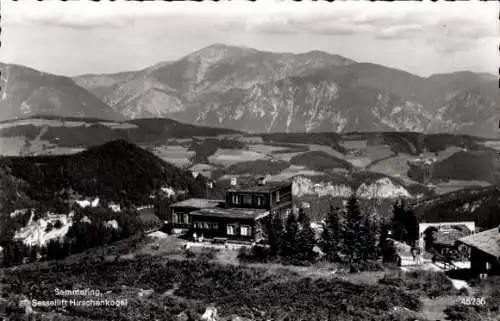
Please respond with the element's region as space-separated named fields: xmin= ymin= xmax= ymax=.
xmin=1 ymin=44 xmax=498 ymax=137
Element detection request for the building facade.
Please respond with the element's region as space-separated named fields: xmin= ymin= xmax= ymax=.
xmin=168 ymin=177 xmax=293 ymax=242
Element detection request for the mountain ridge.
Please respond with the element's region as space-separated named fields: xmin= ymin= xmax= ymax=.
xmin=2 ymin=44 xmax=498 ymax=138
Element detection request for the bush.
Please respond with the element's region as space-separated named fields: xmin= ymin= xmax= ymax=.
xmin=237 ymin=246 xmax=272 ymax=263
xmin=379 ymin=270 xmax=456 ymax=298
xmin=444 ymin=304 xmax=482 ymax=321
xmin=184 ymin=249 xmax=196 ymax=259
xmin=348 ymin=260 xmax=384 ymax=273
xmin=198 ymin=248 xmax=219 ymax=261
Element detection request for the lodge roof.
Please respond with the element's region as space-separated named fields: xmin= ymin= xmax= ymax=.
xmin=170 ymin=198 xmax=225 ymax=209
xmin=227 ymin=180 xmax=291 ymax=193
xmin=190 ymin=207 xmax=269 ymax=220
xmin=457 ymin=228 xmax=500 ymax=258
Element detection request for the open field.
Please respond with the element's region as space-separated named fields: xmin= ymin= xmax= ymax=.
xmin=368 ymin=154 xmax=414 ymax=179
xmin=0 ymin=136 xmax=26 ymax=155
xmin=150 ymin=145 xmax=195 ymax=167
xmin=433 ymin=180 xmax=493 ymax=195
xmin=208 ymin=148 xmax=269 ymax=167
xmin=247 ymin=144 xmax=289 ymax=155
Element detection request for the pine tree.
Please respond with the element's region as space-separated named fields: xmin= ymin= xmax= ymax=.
xmin=281 ymin=212 xmax=299 ymax=259
xmin=390 ymin=199 xmax=419 ymax=246
xmin=343 ymin=194 xmax=364 ymax=265
xmin=390 ymin=199 xmax=408 ymax=242
xmin=405 ymin=208 xmax=419 ymax=246
xmin=359 ymin=213 xmax=380 ymax=261
xmin=295 ymin=208 xmax=317 ymax=262
xmin=319 ymin=206 xmax=344 ymax=262
xmin=267 ymin=213 xmax=284 ymax=257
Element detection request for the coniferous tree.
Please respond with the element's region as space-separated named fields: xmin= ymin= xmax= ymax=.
xmin=390 ymin=199 xmax=419 ymax=246
xmin=319 ymin=206 xmax=344 ymax=262
xmin=405 ymin=208 xmax=419 ymax=246
xmin=391 ymin=199 xmax=408 ymax=242
xmin=281 ymin=212 xmax=299 ymax=259
xmin=295 ymin=208 xmax=317 ymax=262
xmin=267 ymin=213 xmax=284 ymax=257
xmin=359 ymin=213 xmax=380 ymax=261
xmin=343 ymin=194 xmax=364 ymax=265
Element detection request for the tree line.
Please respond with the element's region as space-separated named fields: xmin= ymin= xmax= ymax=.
xmin=240 ymin=194 xmax=420 ymax=272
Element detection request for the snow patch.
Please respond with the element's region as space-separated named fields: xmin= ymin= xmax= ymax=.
xmin=148 ymin=231 xmax=168 ymax=239
xmin=10 ymin=209 xmax=29 ymax=218
xmin=108 ymin=203 xmax=121 ymax=213
xmin=104 ymin=220 xmax=119 ymax=229
xmin=75 ymin=197 xmax=100 ymax=208
xmin=14 ymin=212 xmax=74 ymax=247
xmin=160 ymin=186 xmax=176 ymax=197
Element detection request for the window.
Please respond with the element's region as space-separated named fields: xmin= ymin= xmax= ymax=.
xmin=183 ymin=214 xmax=190 ymax=224
xmin=232 ymin=194 xmax=240 ymax=204
xmin=256 ymin=196 xmax=262 ymax=206
xmin=486 ymin=262 xmax=492 ymax=270
xmin=194 ymin=222 xmax=202 ymax=229
xmin=172 ymin=212 xmax=179 ymax=224
xmin=243 ymin=195 xmax=252 ymax=205
xmin=203 ymin=222 xmax=209 ymax=229
xmin=227 ymin=225 xmax=236 ymax=235
xmin=208 ymin=222 xmax=219 ymax=230
xmin=240 ymin=226 xmax=252 ymax=236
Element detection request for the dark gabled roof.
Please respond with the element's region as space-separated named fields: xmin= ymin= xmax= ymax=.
xmin=227 ymin=180 xmax=292 ymax=193
xmin=458 ymin=228 xmax=500 ymax=258
xmin=190 ymin=207 xmax=269 ymax=220
xmin=170 ymin=198 xmax=225 ymax=209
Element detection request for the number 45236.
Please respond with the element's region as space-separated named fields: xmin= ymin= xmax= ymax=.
xmin=461 ymin=297 xmax=486 ymax=305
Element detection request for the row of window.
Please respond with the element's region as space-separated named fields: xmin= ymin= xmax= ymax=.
xmin=172 ymin=212 xmax=190 ymax=224
xmin=231 ymin=194 xmax=266 ymax=206
xmin=193 ymin=222 xmax=219 ymax=230
xmin=193 ymin=221 xmax=252 ymax=236
xmin=230 ymin=191 xmax=288 ymax=205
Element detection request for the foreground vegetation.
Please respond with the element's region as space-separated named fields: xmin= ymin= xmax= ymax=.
xmin=2 ymin=253 xmax=424 ymax=321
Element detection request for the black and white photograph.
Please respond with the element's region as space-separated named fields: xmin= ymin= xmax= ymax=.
xmin=0 ymin=1 xmax=499 ymax=320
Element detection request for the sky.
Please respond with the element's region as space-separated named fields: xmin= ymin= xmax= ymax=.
xmin=0 ymin=0 xmax=498 ymax=77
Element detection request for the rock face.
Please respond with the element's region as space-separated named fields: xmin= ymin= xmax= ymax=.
xmin=73 ymin=44 xmax=498 ymax=138
xmin=73 ymin=44 xmax=355 ymax=124
xmin=292 ymin=176 xmax=412 ymax=199
xmin=0 ymin=62 xmax=122 ymax=121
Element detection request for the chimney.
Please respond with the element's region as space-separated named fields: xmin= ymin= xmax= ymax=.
xmin=258 ymin=176 xmax=266 ymax=185
xmin=230 ymin=177 xmax=237 ymax=186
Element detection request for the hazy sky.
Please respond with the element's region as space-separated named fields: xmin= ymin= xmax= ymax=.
xmin=1 ymin=0 xmax=498 ymax=77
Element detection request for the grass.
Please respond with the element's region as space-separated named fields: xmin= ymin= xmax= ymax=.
xmin=290 ymin=151 xmax=353 ymax=171
xmin=379 ymin=270 xmax=458 ymax=298
xmin=2 ymin=254 xmax=423 ymax=321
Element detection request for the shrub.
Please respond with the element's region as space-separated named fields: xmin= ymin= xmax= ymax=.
xmin=198 ymin=248 xmax=219 ymax=261
xmin=184 ymin=249 xmax=196 ymax=259
xmin=348 ymin=260 xmax=384 ymax=273
xmin=379 ymin=270 xmax=456 ymax=298
xmin=444 ymin=304 xmax=482 ymax=321
xmin=237 ymin=246 xmax=272 ymax=263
